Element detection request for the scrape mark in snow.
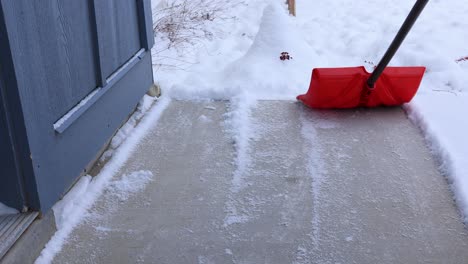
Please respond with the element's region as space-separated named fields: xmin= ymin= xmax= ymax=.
xmin=300 ymin=111 xmax=328 ymax=250
xmin=223 ymin=93 xmax=257 ymax=227
xmin=292 ymin=245 xmax=310 ymax=264
xmin=223 ymin=203 xmax=250 ymax=227
xmin=225 ymin=94 xmax=257 ymax=193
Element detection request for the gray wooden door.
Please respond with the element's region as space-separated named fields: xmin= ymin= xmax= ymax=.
xmin=0 ymin=0 xmax=154 ymax=211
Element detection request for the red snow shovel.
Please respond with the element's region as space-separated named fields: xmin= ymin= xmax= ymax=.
xmin=297 ymin=0 xmax=428 ymax=109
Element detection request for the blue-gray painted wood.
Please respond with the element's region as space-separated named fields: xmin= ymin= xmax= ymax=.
xmin=0 ymin=3 xmax=39 ymax=211
xmin=137 ymin=0 xmax=155 ymax=50
xmin=90 ymin=0 xmax=107 ymax=88
xmin=0 ymin=90 xmax=24 ymax=210
xmin=54 ymin=49 xmax=146 ymax=134
xmin=0 ymin=0 xmax=155 ymax=211
xmin=4 ymin=0 xmax=99 ymax=121
xmin=93 ymin=0 xmax=142 ymax=79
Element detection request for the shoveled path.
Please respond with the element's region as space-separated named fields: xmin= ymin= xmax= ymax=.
xmin=54 ymin=100 xmax=468 ymax=264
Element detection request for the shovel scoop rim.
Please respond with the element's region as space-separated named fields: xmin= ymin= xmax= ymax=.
xmin=297 ymin=66 xmax=426 ymax=109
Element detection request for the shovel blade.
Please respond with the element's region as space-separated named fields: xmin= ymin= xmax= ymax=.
xmin=297 ymin=66 xmax=426 ymax=109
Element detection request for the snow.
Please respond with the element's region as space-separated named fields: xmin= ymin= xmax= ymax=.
xmin=35 ymin=97 xmax=170 ymax=264
xmin=152 ymin=0 xmax=468 ymax=222
xmin=161 ymin=1 xmax=313 ymax=100
xmin=405 ymin=94 xmax=468 ymax=223
xmin=224 ymin=93 xmax=257 ymax=193
xmin=101 ymin=95 xmax=156 ymax=162
xmin=300 ymin=112 xmax=327 ymax=249
xmin=53 ymin=88 xmax=101 ymax=130
xmin=108 ymin=170 xmax=154 ymax=201
xmin=0 ymin=202 xmax=18 ymax=216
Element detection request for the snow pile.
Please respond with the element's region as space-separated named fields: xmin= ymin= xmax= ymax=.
xmin=35 ymin=97 xmax=170 ymax=264
xmin=0 ymin=202 xmax=18 ymax=216
xmin=166 ymin=1 xmax=315 ymax=100
xmin=220 ymin=3 xmax=316 ymax=99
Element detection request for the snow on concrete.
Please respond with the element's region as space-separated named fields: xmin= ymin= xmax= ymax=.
xmin=300 ymin=112 xmax=327 ymax=250
xmin=108 ymin=170 xmax=154 ymax=202
xmin=101 ymin=95 xmax=156 ymax=162
xmin=224 ymin=93 xmax=257 ymax=193
xmin=152 ymin=0 xmax=468 ymax=222
xmin=223 ymin=93 xmax=256 ymax=227
xmin=405 ymin=93 xmax=468 ymax=223
xmin=35 ymin=97 xmax=170 ymax=264
xmin=0 ymin=202 xmax=18 ymax=216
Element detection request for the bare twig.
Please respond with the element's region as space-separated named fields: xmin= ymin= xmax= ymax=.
xmin=152 ymin=0 xmax=245 ymax=70
xmin=286 ymin=0 xmax=296 ymax=16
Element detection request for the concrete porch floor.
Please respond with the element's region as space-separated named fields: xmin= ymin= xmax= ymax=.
xmin=54 ymin=101 xmax=468 ymax=264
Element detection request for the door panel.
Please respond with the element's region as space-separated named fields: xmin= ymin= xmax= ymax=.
xmin=26 ymin=0 xmax=99 ymax=120
xmin=94 ymin=0 xmax=142 ymax=79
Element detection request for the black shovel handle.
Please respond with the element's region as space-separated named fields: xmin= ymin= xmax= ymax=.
xmin=367 ymin=0 xmax=429 ymax=88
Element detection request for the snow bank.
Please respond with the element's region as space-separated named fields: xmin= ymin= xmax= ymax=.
xmin=0 ymin=202 xmax=18 ymax=216
xmin=35 ymin=97 xmax=170 ymax=264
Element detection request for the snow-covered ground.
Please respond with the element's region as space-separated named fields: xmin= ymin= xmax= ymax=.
xmin=153 ymin=0 xmax=468 ymax=222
